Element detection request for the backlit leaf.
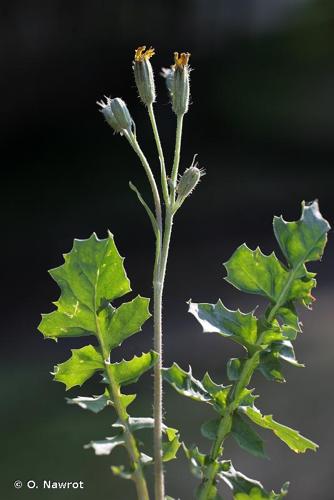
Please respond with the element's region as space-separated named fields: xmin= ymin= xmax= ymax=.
xmin=109 ymin=351 xmax=158 ymax=386
xmin=241 ymin=406 xmax=318 ymax=453
xmin=273 ymin=200 xmax=330 ymax=269
xmin=53 ymin=345 xmax=104 ymax=390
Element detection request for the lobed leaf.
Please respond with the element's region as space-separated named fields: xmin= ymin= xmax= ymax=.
xmin=241 ymin=406 xmax=318 ymax=453
xmin=189 ymin=300 xmax=258 ymax=349
xmin=53 ymin=345 xmax=104 ymax=390
xmin=109 ymin=351 xmax=158 ymax=386
xmin=85 ymin=434 xmax=125 ymax=456
xmin=273 ymin=200 xmax=330 ymax=269
xmin=220 ymin=463 xmax=288 ymax=499
xmin=67 ymin=390 xmax=110 ymax=413
xmin=163 ymin=363 xmax=211 ymax=403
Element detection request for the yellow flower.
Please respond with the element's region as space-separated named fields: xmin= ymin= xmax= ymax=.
xmin=174 ymin=52 xmax=191 ymax=69
xmin=134 ymin=46 xmax=155 ymax=62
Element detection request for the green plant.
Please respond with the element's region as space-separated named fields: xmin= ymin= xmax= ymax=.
xmin=38 ymin=46 xmax=330 ymax=500
xmin=164 ymin=200 xmax=330 ymax=499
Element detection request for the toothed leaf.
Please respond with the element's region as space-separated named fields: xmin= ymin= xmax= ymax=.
xmin=273 ymin=200 xmax=330 ymax=268
xmin=39 ymin=233 xmax=131 ymax=340
xmin=163 ymin=363 xmax=211 ymax=403
xmin=227 ymin=358 xmax=246 ymax=382
xmin=109 ymin=351 xmax=158 ymax=386
xmin=67 ymin=390 xmax=110 ymax=413
xmin=241 ymin=406 xmax=318 ymax=453
xmin=189 ymin=300 xmax=258 ymax=348
xmin=220 ymin=463 xmax=288 ymax=499
xmin=101 ymin=295 xmax=151 ymax=352
xmin=53 ymin=345 xmax=104 ymax=390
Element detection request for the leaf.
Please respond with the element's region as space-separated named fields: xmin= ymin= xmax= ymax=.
xmin=231 ymin=414 xmax=267 ymax=459
xmin=163 ymin=364 xmax=211 ymax=403
xmin=227 ymin=358 xmax=246 ymax=382
xmin=67 ymin=390 xmax=110 ymax=413
xmin=273 ymin=200 xmax=330 ymax=269
xmin=39 ymin=233 xmax=131 ymax=340
xmin=224 ymin=245 xmax=288 ymax=302
xmin=234 ymin=482 xmax=289 ymax=499
xmin=224 ymin=244 xmax=317 ymax=307
xmin=101 ymin=295 xmax=151 ymax=352
xmin=241 ymin=406 xmax=318 ymax=453
xmin=270 ymin=341 xmax=304 ymax=367
xmin=183 ymin=444 xmax=208 ymax=479
xmin=276 ymin=302 xmax=301 ymax=333
xmin=53 ymin=345 xmax=104 ymax=390
xmin=109 ymin=351 xmax=158 ymax=386
xmin=201 ymin=372 xmax=231 ymax=413
xmin=257 ymin=352 xmax=285 ymax=383
xmin=220 ymin=463 xmax=288 ymax=499
xmin=162 ymin=432 xmax=181 ymax=462
xmin=201 ymin=418 xmax=219 ymax=440
xmin=189 ymin=300 xmax=258 ymax=348
xmin=85 ymin=434 xmax=125 ymax=456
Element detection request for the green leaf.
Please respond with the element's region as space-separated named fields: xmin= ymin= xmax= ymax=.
xmin=189 ymin=300 xmax=258 ymax=348
xmin=183 ymin=444 xmax=208 ymax=479
xmin=227 ymin=358 xmax=246 ymax=382
xmin=224 ymin=245 xmax=288 ymax=302
xmin=162 ymin=432 xmax=181 ymax=462
xmin=231 ymin=414 xmax=267 ymax=459
xmin=257 ymin=352 xmax=285 ymax=383
xmin=163 ymin=363 xmax=211 ymax=403
xmin=54 ymin=345 xmax=104 ymax=390
xmin=241 ymin=406 xmax=318 ymax=453
xmin=276 ymin=302 xmax=301 ymax=333
xmin=220 ymin=463 xmax=288 ymax=499
xmin=109 ymin=351 xmax=158 ymax=386
xmin=201 ymin=373 xmax=231 ymax=413
xmin=273 ymin=200 xmax=330 ymax=269
xmin=85 ymin=434 xmax=125 ymax=455
xmin=39 ymin=233 xmax=131 ymax=340
xmin=67 ymin=390 xmax=110 ymax=413
xmin=201 ymin=418 xmax=219 ymax=440
xmin=101 ymin=295 xmax=151 ymax=352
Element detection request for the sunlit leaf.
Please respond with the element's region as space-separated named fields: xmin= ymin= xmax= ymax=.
xmin=241 ymin=406 xmax=318 ymax=453
xmin=53 ymin=345 xmax=104 ymax=390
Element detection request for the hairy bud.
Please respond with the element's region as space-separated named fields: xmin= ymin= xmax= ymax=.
xmin=97 ymin=97 xmax=133 ymax=134
xmin=172 ymin=52 xmax=191 ymax=116
xmin=176 ymin=159 xmax=204 ymax=206
xmin=133 ymin=46 xmax=156 ymax=106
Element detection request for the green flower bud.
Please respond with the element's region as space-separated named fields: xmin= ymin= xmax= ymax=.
xmin=97 ymin=97 xmax=133 ymax=135
xmin=172 ymin=52 xmax=191 ymax=116
xmin=176 ymin=159 xmax=204 ymax=206
xmin=133 ymin=46 xmax=156 ymax=106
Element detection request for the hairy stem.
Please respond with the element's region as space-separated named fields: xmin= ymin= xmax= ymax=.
xmin=152 ymin=113 xmax=185 ymax=500
xmin=148 ymin=104 xmax=170 ymax=206
xmin=170 ymin=114 xmax=184 ymax=203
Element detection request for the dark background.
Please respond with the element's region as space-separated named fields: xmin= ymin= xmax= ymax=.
xmin=2 ymin=1 xmax=334 ymax=499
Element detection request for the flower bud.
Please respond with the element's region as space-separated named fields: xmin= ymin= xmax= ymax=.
xmin=176 ymin=159 xmax=204 ymax=206
xmin=97 ymin=97 xmax=133 ymax=134
xmin=133 ymin=46 xmax=156 ymax=106
xmin=172 ymin=52 xmax=191 ymax=116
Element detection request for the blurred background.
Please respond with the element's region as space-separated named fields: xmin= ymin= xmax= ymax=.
xmin=2 ymin=0 xmax=334 ymax=498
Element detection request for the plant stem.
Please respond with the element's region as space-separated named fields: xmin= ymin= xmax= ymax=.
xmin=198 ymin=264 xmax=304 ymax=499
xmin=95 ymin=315 xmax=149 ymax=500
xmin=152 ymin=113 xmax=184 ymax=500
xmin=147 ymin=104 xmax=170 ymax=206
xmin=170 ymin=114 xmax=184 ymax=203
xmin=125 ymin=130 xmax=163 ymax=235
